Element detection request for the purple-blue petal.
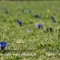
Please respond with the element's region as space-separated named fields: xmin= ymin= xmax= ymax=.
xmin=37 ymin=24 xmax=43 ymax=28
xmin=16 ymin=20 xmax=22 ymax=26
xmin=0 ymin=41 xmax=7 ymax=50
xmin=34 ymin=14 xmax=40 ymax=18
xmin=29 ymin=10 xmax=32 ymax=13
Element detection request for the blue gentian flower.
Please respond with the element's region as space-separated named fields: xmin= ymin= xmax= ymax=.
xmin=51 ymin=16 xmax=56 ymax=22
xmin=21 ymin=8 xmax=26 ymax=13
xmin=34 ymin=14 xmax=40 ymax=18
xmin=22 ymin=9 xmax=24 ymax=12
xmin=49 ymin=27 xmax=53 ymax=32
xmin=37 ymin=24 xmax=43 ymax=28
xmin=5 ymin=8 xmax=8 ymax=14
xmin=28 ymin=10 xmax=32 ymax=13
xmin=0 ymin=41 xmax=7 ymax=50
xmin=16 ymin=20 xmax=22 ymax=26
xmin=46 ymin=28 xmax=49 ymax=32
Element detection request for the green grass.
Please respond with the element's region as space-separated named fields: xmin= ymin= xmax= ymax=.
xmin=0 ymin=1 xmax=60 ymax=60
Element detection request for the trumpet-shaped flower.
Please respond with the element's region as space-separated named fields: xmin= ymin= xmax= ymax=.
xmin=49 ymin=27 xmax=53 ymax=32
xmin=46 ymin=28 xmax=49 ymax=32
xmin=5 ymin=8 xmax=8 ymax=14
xmin=0 ymin=41 xmax=7 ymax=50
xmin=37 ymin=24 xmax=43 ymax=28
xmin=34 ymin=14 xmax=40 ymax=18
xmin=51 ymin=16 xmax=56 ymax=22
xmin=28 ymin=10 xmax=32 ymax=13
xmin=16 ymin=20 xmax=22 ymax=26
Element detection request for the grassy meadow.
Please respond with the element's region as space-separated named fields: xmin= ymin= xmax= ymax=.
xmin=0 ymin=1 xmax=60 ymax=60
